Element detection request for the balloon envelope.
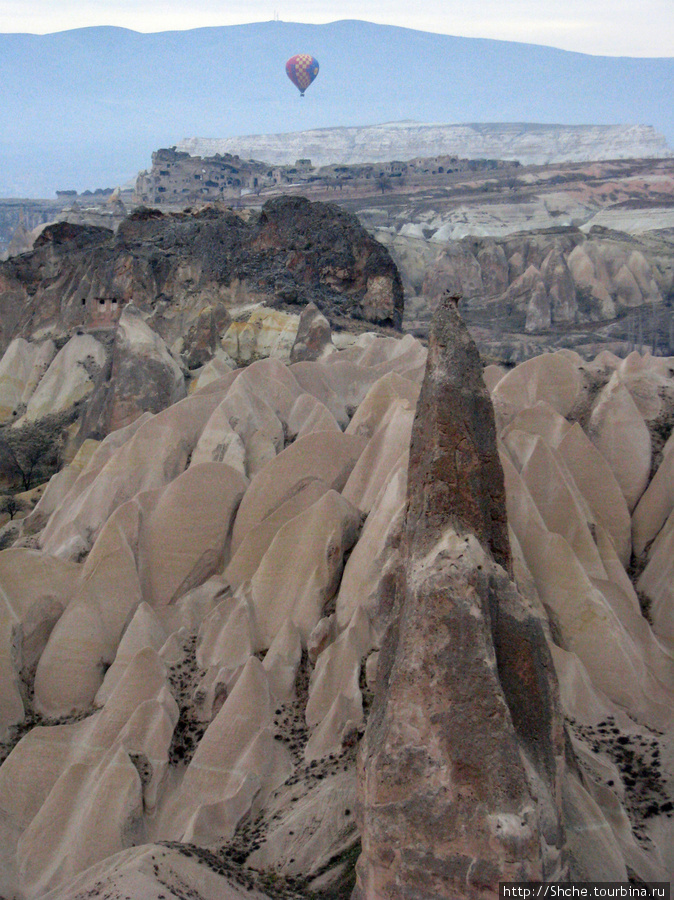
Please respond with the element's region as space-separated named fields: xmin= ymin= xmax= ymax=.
xmin=286 ymin=54 xmax=319 ymax=95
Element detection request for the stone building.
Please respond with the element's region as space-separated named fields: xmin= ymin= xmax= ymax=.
xmin=134 ymin=147 xmax=520 ymax=207
xmin=135 ymin=147 xmax=275 ymax=205
xmin=85 ymin=296 xmax=124 ymax=328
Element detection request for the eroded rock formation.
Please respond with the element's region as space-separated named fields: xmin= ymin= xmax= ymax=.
xmin=0 ymin=197 xmax=403 ymax=364
xmin=355 ymin=296 xmax=566 ymax=897
xmin=179 ymin=123 xmax=673 ymax=170
xmin=0 ymin=199 xmax=403 ymax=473
xmin=0 ymin=305 xmax=672 ymax=898
xmin=399 ymin=225 xmax=674 ymax=361
xmin=0 ymin=332 xmax=428 ymax=900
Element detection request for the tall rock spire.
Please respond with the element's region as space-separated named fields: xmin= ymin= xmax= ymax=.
xmin=354 ymin=294 xmax=567 ymax=899
xmin=406 ymin=292 xmax=511 ymax=570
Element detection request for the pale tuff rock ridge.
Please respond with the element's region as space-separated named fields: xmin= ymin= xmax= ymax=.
xmin=178 ymin=123 xmax=673 ymax=169
xmin=0 ymin=319 xmax=672 ymax=897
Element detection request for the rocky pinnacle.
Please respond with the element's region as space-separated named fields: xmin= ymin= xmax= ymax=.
xmin=406 ymin=292 xmax=511 ymax=570
xmin=354 ymin=294 xmax=567 ymax=899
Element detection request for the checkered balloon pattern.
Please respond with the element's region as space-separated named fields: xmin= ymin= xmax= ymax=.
xmin=286 ymin=54 xmax=320 ymax=95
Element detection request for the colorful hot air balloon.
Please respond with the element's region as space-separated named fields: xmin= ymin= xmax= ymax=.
xmin=285 ymin=54 xmax=319 ymax=97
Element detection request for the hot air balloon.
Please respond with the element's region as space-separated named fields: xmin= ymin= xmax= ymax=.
xmin=285 ymin=54 xmax=319 ymax=97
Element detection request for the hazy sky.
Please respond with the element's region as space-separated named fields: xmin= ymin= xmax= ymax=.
xmin=0 ymin=0 xmax=671 ymax=57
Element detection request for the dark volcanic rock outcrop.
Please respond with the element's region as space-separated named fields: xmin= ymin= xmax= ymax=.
xmin=355 ymin=296 xmax=567 ymax=898
xmin=0 ymin=197 xmax=403 ymax=446
xmin=0 ymin=196 xmax=403 ymax=359
xmin=244 ymin=195 xmax=403 ymax=327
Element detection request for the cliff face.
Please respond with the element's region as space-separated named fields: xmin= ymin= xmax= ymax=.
xmin=178 ymin=123 xmax=673 ymax=170
xmin=355 ymin=296 xmax=566 ymax=897
xmin=0 ymin=196 xmax=403 ymax=359
xmin=0 ymin=199 xmax=69 ymax=261
xmin=0 ymin=198 xmax=403 ymax=442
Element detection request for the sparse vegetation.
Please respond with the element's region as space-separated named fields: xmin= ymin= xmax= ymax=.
xmin=376 ymin=174 xmax=392 ymax=194
xmin=0 ymin=412 xmax=73 ymax=492
xmin=0 ymin=493 xmax=27 ymax=521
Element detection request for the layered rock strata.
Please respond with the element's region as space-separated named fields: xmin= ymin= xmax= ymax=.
xmin=178 ymin=124 xmax=672 ymax=170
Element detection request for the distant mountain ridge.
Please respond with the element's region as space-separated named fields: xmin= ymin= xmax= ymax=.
xmin=0 ymin=20 xmax=673 ymax=197
xmin=177 ymin=122 xmax=672 ymax=168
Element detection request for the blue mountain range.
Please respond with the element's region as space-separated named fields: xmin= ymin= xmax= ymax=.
xmin=1 ymin=19 xmax=672 ymax=197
